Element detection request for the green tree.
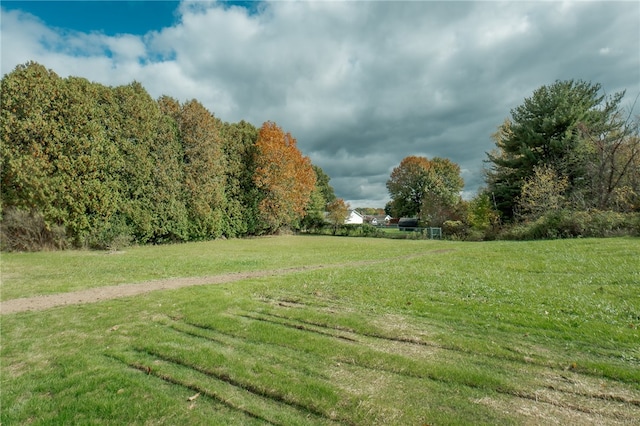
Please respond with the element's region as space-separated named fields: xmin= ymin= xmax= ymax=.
xmin=301 ymin=165 xmax=337 ymax=230
xmin=387 ymin=156 xmax=463 ymax=223
xmin=486 ymin=80 xmax=625 ymax=219
xmin=312 ymin=165 xmax=336 ymax=206
xmin=420 ymin=157 xmax=464 ymax=226
xmin=386 ymin=156 xmax=432 ymax=217
xmin=466 ymin=191 xmax=499 ymax=232
xmin=517 ymin=165 xmax=569 ymax=220
xmin=109 ymin=82 xmax=158 ymax=243
xmin=219 ymin=120 xmax=260 ymax=236
xmin=177 ymin=100 xmax=227 ymax=240
xmin=300 ymin=185 xmax=327 ymax=230
xmin=148 ymin=110 xmax=190 ymax=243
xmin=1 ymin=63 xmax=122 ymax=246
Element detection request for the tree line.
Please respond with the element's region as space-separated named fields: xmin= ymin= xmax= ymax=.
xmin=384 ymin=79 xmax=639 ymax=240
xmin=2 ymin=62 xmax=638 ymax=249
xmin=1 ymin=62 xmax=337 ymax=250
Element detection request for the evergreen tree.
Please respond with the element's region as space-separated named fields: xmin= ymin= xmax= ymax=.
xmin=486 ymin=80 xmax=625 ymax=219
xmin=178 ymin=100 xmax=227 ymax=239
xmin=220 ymin=120 xmax=260 ymax=236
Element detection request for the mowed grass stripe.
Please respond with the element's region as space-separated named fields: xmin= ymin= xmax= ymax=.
xmin=122 ymin=319 xmax=351 ymax=423
xmin=107 ymin=350 xmax=328 ymax=426
xmin=169 ymin=322 xmax=333 ymax=382
xmin=134 ymin=347 xmax=348 ymax=425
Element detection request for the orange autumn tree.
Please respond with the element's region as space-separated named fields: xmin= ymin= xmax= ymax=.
xmin=253 ymin=121 xmax=316 ymax=233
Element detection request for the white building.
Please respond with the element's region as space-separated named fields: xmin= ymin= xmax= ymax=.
xmin=344 ymin=210 xmax=364 ymax=224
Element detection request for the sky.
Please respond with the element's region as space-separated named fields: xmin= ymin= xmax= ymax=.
xmin=1 ymin=1 xmax=639 ymax=208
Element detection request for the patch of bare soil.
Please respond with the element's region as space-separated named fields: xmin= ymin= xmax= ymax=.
xmin=0 ymin=267 xmax=314 ymax=315
xmin=0 ymin=250 xmax=458 ymax=315
xmin=1 ymin=249 xmax=455 ymax=315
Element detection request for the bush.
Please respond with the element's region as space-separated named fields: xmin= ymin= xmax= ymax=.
xmin=0 ymin=208 xmax=68 ymax=251
xmin=442 ymin=220 xmax=467 ymax=240
xmin=304 ymin=223 xmax=386 ymax=238
xmin=351 ymin=223 xmax=384 ymax=237
xmin=83 ymin=215 xmax=133 ymax=250
xmin=498 ymin=210 xmax=640 ymax=240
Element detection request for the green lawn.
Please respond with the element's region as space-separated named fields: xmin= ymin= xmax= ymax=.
xmin=2 ymin=236 xmax=639 ymax=424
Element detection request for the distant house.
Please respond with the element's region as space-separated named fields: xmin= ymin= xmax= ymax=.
xmin=345 ymin=210 xmax=364 ymax=224
xmin=364 ymin=215 xmax=392 ymax=226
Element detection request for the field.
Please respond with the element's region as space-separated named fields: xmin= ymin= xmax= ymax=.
xmin=1 ymin=236 xmax=639 ymax=425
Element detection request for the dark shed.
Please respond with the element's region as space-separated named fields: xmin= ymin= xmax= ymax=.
xmin=398 ymin=217 xmax=419 ymax=230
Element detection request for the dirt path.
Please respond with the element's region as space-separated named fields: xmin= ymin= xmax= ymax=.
xmin=0 ymin=265 xmax=326 ymax=315
xmin=1 ymin=250 xmax=455 ymax=315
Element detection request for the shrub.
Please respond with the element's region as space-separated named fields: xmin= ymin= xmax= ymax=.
xmin=83 ymin=215 xmax=133 ymax=250
xmin=442 ymin=220 xmax=467 ymax=240
xmin=0 ymin=208 xmax=68 ymax=251
xmin=464 ymin=229 xmax=486 ymax=242
xmin=497 ymin=210 xmax=640 ymax=240
xmin=352 ymin=223 xmax=384 ymax=237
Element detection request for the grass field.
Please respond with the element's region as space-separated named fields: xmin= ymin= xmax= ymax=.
xmin=1 ymin=236 xmax=639 ymax=424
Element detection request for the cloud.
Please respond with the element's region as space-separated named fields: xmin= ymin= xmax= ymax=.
xmin=1 ymin=1 xmax=638 ymax=208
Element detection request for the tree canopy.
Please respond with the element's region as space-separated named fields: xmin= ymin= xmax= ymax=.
xmin=386 ymin=155 xmax=463 ymax=224
xmin=253 ymin=122 xmax=317 ymax=233
xmin=1 ymin=62 xmax=334 ymax=249
xmin=486 ymin=79 xmax=637 ymax=219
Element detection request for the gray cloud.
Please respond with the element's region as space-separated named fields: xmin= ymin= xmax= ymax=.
xmin=2 ymin=1 xmax=638 ymax=208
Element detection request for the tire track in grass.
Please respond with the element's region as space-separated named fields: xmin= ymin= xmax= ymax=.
xmin=180 ymin=318 xmax=352 ymax=375
xmin=542 ymin=384 xmax=640 ymax=407
xmin=105 ymin=353 xmax=279 ymax=425
xmin=503 ymin=388 xmax=637 ymax=421
xmin=180 ymin=313 xmax=639 ymax=423
xmin=134 ymin=347 xmax=354 ymax=426
xmin=168 ymin=322 xmax=333 ymax=382
xmin=249 ymin=310 xmax=640 ymax=422
xmin=236 ymin=311 xmax=498 ymax=387
xmin=262 ymin=310 xmax=442 ymax=348
xmin=262 ymin=308 xmax=638 ymax=386
xmin=111 ymin=322 xmax=347 ymax=425
xmin=239 ymin=312 xmax=358 ymax=342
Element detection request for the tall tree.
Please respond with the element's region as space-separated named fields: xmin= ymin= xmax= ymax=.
xmin=517 ymin=165 xmax=569 ymax=220
xmin=110 ymin=82 xmax=157 ymax=243
xmin=253 ymin=121 xmax=316 ymax=233
xmin=149 ymin=111 xmax=190 ymax=243
xmin=1 ymin=63 xmax=122 ymax=245
xmin=486 ymin=80 xmax=625 ymax=218
xmin=420 ymin=157 xmax=464 ymax=226
xmin=301 ymin=184 xmax=327 ymax=230
xmin=466 ymin=191 xmax=499 ymax=232
xmin=577 ymin=103 xmax=640 ymax=211
xmin=219 ymin=120 xmax=260 ymax=236
xmin=312 ymin=165 xmax=336 ymax=206
xmin=301 ymin=165 xmax=337 ymax=230
xmin=178 ymin=100 xmax=227 ymax=239
xmin=386 ymin=155 xmax=463 ymax=222
xmin=386 ymin=156 xmax=432 ymax=217
xmin=153 ymin=95 xmax=191 ymax=242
